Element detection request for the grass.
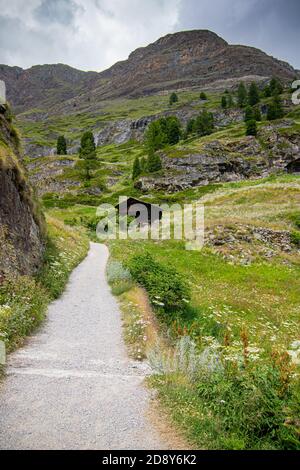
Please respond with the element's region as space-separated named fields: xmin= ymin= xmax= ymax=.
xmin=107 ymin=174 xmax=300 ymax=449
xmin=0 ymin=216 xmax=89 ymax=352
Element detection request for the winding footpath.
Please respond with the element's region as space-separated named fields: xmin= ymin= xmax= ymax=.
xmin=0 ymin=243 xmax=169 ymax=450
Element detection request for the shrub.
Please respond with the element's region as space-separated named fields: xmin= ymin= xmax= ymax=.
xmin=106 ymin=260 xmax=133 ymax=296
xmin=290 ymin=230 xmax=300 ymax=247
xmin=127 ymin=253 xmax=190 ymax=315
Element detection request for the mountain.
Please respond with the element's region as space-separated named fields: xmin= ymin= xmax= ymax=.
xmin=0 ymin=30 xmax=298 ymax=115
xmin=95 ymin=30 xmax=297 ymax=98
xmin=0 ymin=64 xmax=98 ymax=114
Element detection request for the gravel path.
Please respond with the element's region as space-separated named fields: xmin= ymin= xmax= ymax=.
xmin=0 ymin=243 xmax=169 ymax=450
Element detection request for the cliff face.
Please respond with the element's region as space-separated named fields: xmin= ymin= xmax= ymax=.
xmin=96 ymin=30 xmax=297 ymax=99
xmin=0 ymin=30 xmax=298 ymax=115
xmin=0 ymin=104 xmax=45 ymax=277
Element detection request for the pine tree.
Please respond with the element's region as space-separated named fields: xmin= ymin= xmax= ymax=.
xmin=140 ymin=156 xmax=147 ymax=172
xmin=237 ymin=82 xmax=247 ymax=108
xmin=186 ymin=118 xmax=195 ymax=136
xmin=248 ymin=82 xmax=260 ymax=106
xmin=227 ymin=93 xmax=234 ymax=107
xmin=194 ymin=111 xmax=214 ymax=136
xmin=270 ymin=77 xmax=283 ymax=96
xmin=246 ymin=119 xmax=257 ymax=137
xmin=263 ymin=85 xmax=271 ymax=98
xmin=200 ymin=92 xmax=207 ymax=100
xmin=166 ymin=116 xmax=181 ymax=144
xmin=169 ymin=92 xmax=178 ymax=105
xmin=145 ymin=121 xmax=165 ymax=153
xmin=221 ymin=95 xmax=227 ymax=109
xmin=76 ymin=131 xmax=98 ymax=180
xmin=267 ymin=94 xmax=284 ymax=121
xmin=147 ymin=150 xmax=162 ymax=173
xmin=253 ymin=106 xmax=262 ymax=121
xmin=244 ymin=106 xmax=254 ymax=122
xmin=57 ymin=135 xmax=67 ymax=155
xmin=132 ymin=157 xmax=141 ymax=180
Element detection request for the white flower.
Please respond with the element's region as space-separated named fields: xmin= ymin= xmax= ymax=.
xmin=290 ymin=340 xmax=300 ymax=350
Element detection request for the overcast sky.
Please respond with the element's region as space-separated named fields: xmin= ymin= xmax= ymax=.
xmin=0 ymin=0 xmax=299 ymax=71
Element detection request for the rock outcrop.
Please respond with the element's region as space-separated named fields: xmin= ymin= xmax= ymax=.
xmin=135 ymin=125 xmax=300 ymax=192
xmin=0 ymin=104 xmax=45 ymax=277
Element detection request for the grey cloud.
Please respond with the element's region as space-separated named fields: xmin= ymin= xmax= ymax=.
xmin=0 ymin=0 xmax=298 ymax=71
xmin=176 ymin=0 xmax=300 ymax=68
xmin=34 ymin=0 xmax=80 ymax=26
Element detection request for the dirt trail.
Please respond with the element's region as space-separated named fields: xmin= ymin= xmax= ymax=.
xmin=0 ymin=243 xmax=171 ymax=450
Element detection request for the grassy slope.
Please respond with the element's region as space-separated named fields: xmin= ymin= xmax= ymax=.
xmin=109 ymin=176 xmax=300 ymax=354
xmin=107 ymin=175 xmax=300 ymax=449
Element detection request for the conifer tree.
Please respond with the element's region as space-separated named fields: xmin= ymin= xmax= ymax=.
xmin=169 ymin=92 xmax=178 ymax=105
xmin=227 ymin=93 xmax=234 ymax=107
xmin=248 ymin=82 xmax=260 ymax=106
xmin=76 ymin=131 xmax=98 ymax=180
xmin=253 ymin=106 xmax=262 ymax=121
xmin=186 ymin=118 xmax=195 ymax=136
xmin=147 ymin=150 xmax=162 ymax=173
xmin=57 ymin=135 xmax=67 ymax=155
xmin=267 ymin=94 xmax=284 ymax=120
xmin=166 ymin=116 xmax=181 ymax=144
xmin=132 ymin=157 xmax=141 ymax=179
xmin=246 ymin=119 xmax=257 ymax=137
xmin=140 ymin=156 xmax=147 ymax=172
xmin=244 ymin=106 xmax=254 ymax=122
xmin=237 ymin=82 xmax=247 ymax=107
xmin=221 ymin=95 xmax=227 ymax=109
xmin=270 ymin=77 xmax=283 ymax=96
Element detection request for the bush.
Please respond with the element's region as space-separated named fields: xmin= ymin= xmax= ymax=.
xmin=290 ymin=230 xmax=300 ymax=247
xmin=127 ymin=253 xmax=190 ymax=315
xmin=106 ymin=260 xmax=133 ymax=296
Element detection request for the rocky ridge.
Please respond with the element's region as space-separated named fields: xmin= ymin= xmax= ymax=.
xmin=135 ymin=124 xmax=300 ymax=192
xmin=1 ymin=30 xmax=298 ymax=115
